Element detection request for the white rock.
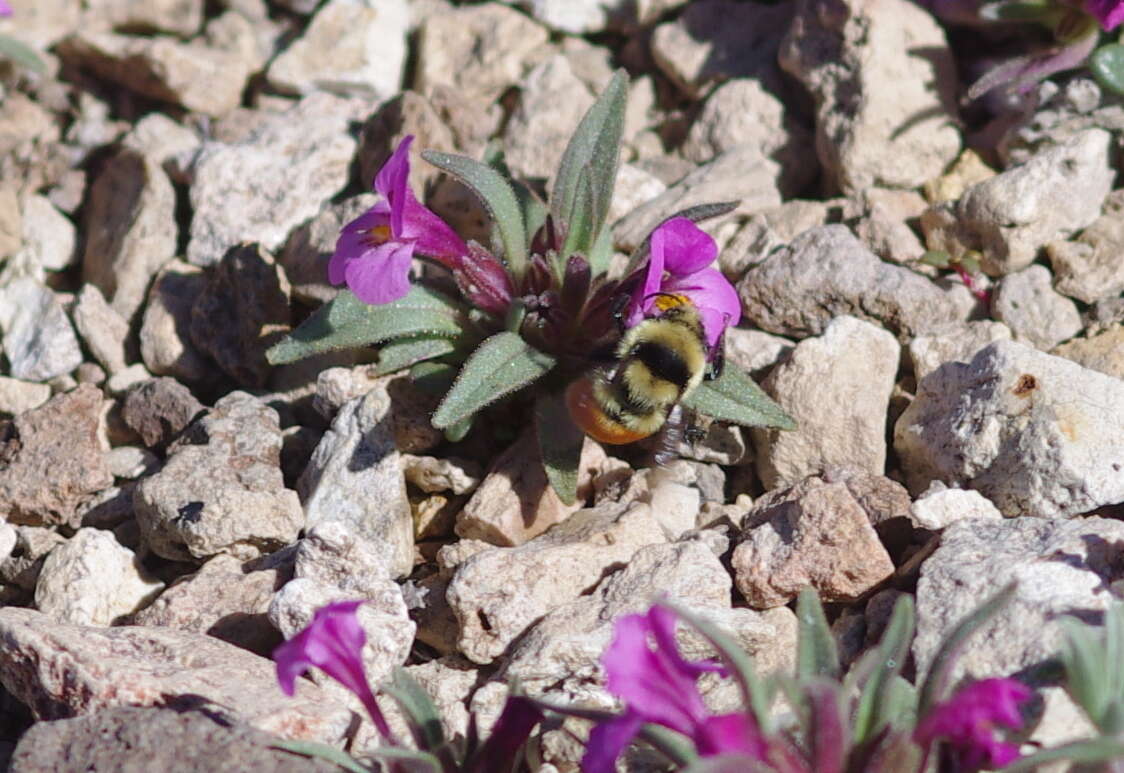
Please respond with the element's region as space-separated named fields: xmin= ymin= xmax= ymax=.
xmin=294 ymin=520 xmax=397 ymax=592
xmin=922 ymin=129 xmax=1114 ymax=275
xmin=267 ymin=0 xmax=408 ymax=99
xmin=909 ymin=484 xmax=1003 ymax=530
xmin=186 ymin=93 xmax=359 ymax=267
xmin=0 ymin=377 xmax=52 ymax=416
xmin=908 ymin=320 xmax=1012 ymax=382
xmin=778 ymin=0 xmax=960 ymax=194
xmin=992 ymin=264 xmax=1082 ymax=350
xmin=34 ymin=528 xmax=163 ymax=626
xmin=607 ymin=164 xmax=666 ymax=225
xmin=0 ymin=278 xmax=83 ymax=382
xmin=71 ymin=284 xmax=129 ymax=375
xmin=503 ymin=55 xmax=594 ymax=181
xmin=914 ymin=517 xmax=1124 ymax=685
xmin=895 ymin=340 xmax=1124 ymax=518
xmin=1046 ymin=191 xmax=1124 ymax=304
xmin=299 ymin=385 xmax=413 ymax=579
xmin=446 ymin=501 xmax=666 ymax=664
xmin=753 ymin=316 xmax=899 ymax=489
xmin=16 ymin=194 xmax=75 ymax=272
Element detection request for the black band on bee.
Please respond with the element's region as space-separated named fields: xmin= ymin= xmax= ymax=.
xmin=629 ymin=341 xmax=691 ymax=389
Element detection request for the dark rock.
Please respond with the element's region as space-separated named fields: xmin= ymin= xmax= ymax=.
xmin=121 ymin=378 xmax=205 ymax=451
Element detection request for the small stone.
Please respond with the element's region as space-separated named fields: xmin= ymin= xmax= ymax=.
xmin=607 ymin=164 xmax=667 ymax=225
xmin=1045 ymin=192 xmax=1124 ymax=303
xmin=132 ymin=553 xmax=286 ymax=655
xmin=854 ymin=188 xmax=928 ymax=263
xmin=34 ymin=528 xmax=164 ymax=626
xmin=738 ymin=225 xmax=961 ymax=341
xmin=187 ymin=94 xmax=358 ymax=267
xmin=105 ymin=364 xmax=153 ymax=397
xmin=358 ymin=91 xmax=458 ymax=197
xmin=106 ymin=446 xmax=158 ymax=480
xmin=292 ymin=520 xmax=397 ymax=593
xmin=924 ymin=149 xmax=996 ymax=204
xmin=267 ymin=0 xmax=408 ymax=100
xmin=650 ymin=0 xmax=791 ymax=99
xmin=503 ymin=55 xmax=595 ymax=181
xmin=719 ymin=199 xmax=834 ymax=277
xmin=134 ymin=392 xmax=303 ymax=562
xmin=189 ymin=244 xmax=291 ymax=389
xmin=71 ymin=284 xmax=129 ymax=375
xmin=1 ymin=527 xmax=67 ymax=593
xmin=909 ymin=484 xmax=1003 ymax=530
xmin=0 ymin=608 xmax=355 ymax=745
xmin=0 ymin=278 xmax=83 ymax=382
xmin=9 ymin=706 xmax=342 ymax=773
xmin=1052 ymin=324 xmax=1124 ymax=381
xmin=894 ymin=340 xmax=1124 ymax=518
xmin=753 ymin=316 xmax=899 ymax=489
xmin=914 ymin=517 xmax=1124 ymax=685
xmin=779 ymin=0 xmax=960 ymax=194
xmin=0 ymin=377 xmax=51 ymax=416
xmin=280 ymin=195 xmax=375 ymax=305
xmin=731 ymin=473 xmax=895 ymax=608
xmin=921 ymin=129 xmax=1114 ymax=275
xmin=57 ymin=30 xmax=254 ymax=116
xmin=121 ymin=113 xmax=201 ymax=175
xmin=908 ymin=321 xmax=1013 ymax=382
xmin=299 ymin=385 xmax=414 ymax=578
xmin=511 ymin=0 xmax=685 ymax=33
xmin=402 ymin=455 xmax=481 ymax=495
xmin=613 ymin=145 xmax=783 ymax=252
xmin=0 ymin=384 xmax=112 ymax=527
xmin=14 ymin=194 xmax=76 ymax=272
xmin=0 ymin=0 xmax=82 ymax=49
xmin=121 ymin=378 xmax=205 ymax=450
xmin=139 ymin=260 xmax=213 ymax=385
xmin=414 ymin=3 xmax=550 ymax=102
xmin=81 ymin=149 xmax=176 ymax=323
xmin=447 ymin=500 xmax=666 ymax=664
xmin=456 ymin=432 xmax=610 ymax=547
xmin=991 ymin=264 xmax=1082 ymax=350
xmin=682 ymin=77 xmax=815 ymax=197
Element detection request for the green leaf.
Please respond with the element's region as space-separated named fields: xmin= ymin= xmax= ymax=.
xmin=269 ymin=739 xmax=372 ymax=773
xmin=796 ymin=589 xmax=840 ymax=681
xmin=382 ymin=668 xmax=446 ymax=753
xmin=918 ymin=250 xmax=951 ymax=269
xmin=679 ymin=756 xmax=774 ymax=773
xmin=560 ymin=167 xmax=597 ymax=259
xmin=1060 ymin=602 xmax=1124 ymax=733
xmin=853 ymin=595 xmax=916 ymax=744
xmin=979 ymin=0 xmax=1053 ymax=21
xmin=432 ymin=332 xmax=555 ymax=429
xmin=586 ymin=218 xmax=614 ymax=277
xmin=918 ymin=581 xmax=1017 ymax=716
xmin=410 ymin=360 xmax=458 ymax=396
xmin=362 ymin=746 xmax=444 ymax=773
xmin=637 ymin=724 xmax=698 ymax=768
xmin=1002 ymin=736 xmax=1124 ymax=771
xmin=0 ymin=34 xmax=46 ymax=73
xmin=1092 ymin=43 xmax=1124 ymax=96
xmin=682 ymin=366 xmax=795 ymax=431
xmin=551 ymin=70 xmax=628 ymax=245
xmin=667 ymin=603 xmax=774 ymax=733
xmin=266 ymin=288 xmax=465 ymax=365
xmin=375 ymin=335 xmax=460 ymax=376
xmin=535 ymin=391 xmax=585 ymax=505
xmin=422 ymin=150 xmax=527 ymax=277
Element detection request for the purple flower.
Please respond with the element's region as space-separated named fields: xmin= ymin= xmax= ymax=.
xmin=329 ymin=136 xmax=468 ymax=306
xmin=625 ymin=217 xmax=741 ymax=355
xmin=0 ymin=1 xmax=11 ymax=18
xmin=914 ymin=677 xmax=1033 ymax=772
xmin=582 ymin=605 xmax=767 ymax=773
xmin=1086 ymin=0 xmax=1124 ymax=29
xmin=273 ymin=600 xmax=392 ymax=740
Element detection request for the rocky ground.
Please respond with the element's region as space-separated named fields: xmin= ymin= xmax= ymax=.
xmin=0 ymin=0 xmax=1123 ymax=770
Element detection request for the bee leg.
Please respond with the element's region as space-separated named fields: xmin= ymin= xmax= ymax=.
xmin=610 ymin=292 xmax=631 ymax=334
xmin=706 ymin=345 xmax=725 ymax=381
xmin=684 ymin=425 xmax=707 ymax=444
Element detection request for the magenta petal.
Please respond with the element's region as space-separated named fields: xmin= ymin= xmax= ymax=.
xmin=399 ymin=195 xmax=468 ymax=263
xmin=375 ymin=136 xmax=414 ymax=237
xmin=273 ymin=600 xmax=367 ymax=696
xmin=344 ymin=242 xmax=415 ymax=305
xmin=695 ymin=713 xmax=768 ymax=759
xmin=663 ymin=267 xmax=742 ymax=346
xmin=655 ymin=217 xmax=718 ymax=275
xmin=1087 ymin=0 xmax=1124 ymax=30
xmin=581 ymin=713 xmax=644 ymax=773
xmin=0 ymin=1 xmax=11 ymax=17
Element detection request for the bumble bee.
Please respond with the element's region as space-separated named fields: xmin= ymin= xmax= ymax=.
xmin=565 ymin=293 xmax=721 ymax=446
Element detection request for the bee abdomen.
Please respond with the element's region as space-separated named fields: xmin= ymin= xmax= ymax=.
xmin=629 ymin=341 xmax=691 ymax=389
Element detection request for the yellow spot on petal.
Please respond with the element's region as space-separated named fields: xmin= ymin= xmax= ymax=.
xmin=652 ymin=293 xmax=689 ymax=313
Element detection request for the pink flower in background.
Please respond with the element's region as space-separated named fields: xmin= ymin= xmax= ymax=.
xmin=625 ymin=217 xmax=741 ymax=355
xmin=273 ymin=600 xmax=392 ymax=739
xmin=0 ymin=1 xmax=11 ymax=17
xmin=329 ymin=136 xmax=468 ymax=305
xmin=1086 ymin=0 xmax=1124 ymax=29
xmin=914 ymin=677 xmax=1033 ymax=772
xmin=582 ymin=605 xmax=767 ymax=773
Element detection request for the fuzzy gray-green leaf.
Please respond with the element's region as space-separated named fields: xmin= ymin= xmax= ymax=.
xmin=682 ymin=366 xmax=795 ymax=430
xmin=422 ymin=150 xmax=526 ymax=275
xmin=0 ymin=34 xmax=46 ymax=73
xmin=560 ymin=167 xmax=597 ymax=259
xmin=552 ymin=70 xmax=628 ymax=239
xmin=270 ymin=739 xmax=372 ymax=773
xmin=266 ymin=288 xmax=465 ymax=365
xmin=375 ymin=335 xmax=460 ymax=376
xmin=535 ymin=392 xmax=585 ymax=505
xmin=432 ymin=332 xmax=555 ymax=429
xmin=854 ymin=595 xmax=915 ymax=743
xmin=796 ymin=589 xmax=840 ymax=681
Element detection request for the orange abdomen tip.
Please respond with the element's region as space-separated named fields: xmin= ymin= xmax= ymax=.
xmin=565 ymin=377 xmax=655 ymax=445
